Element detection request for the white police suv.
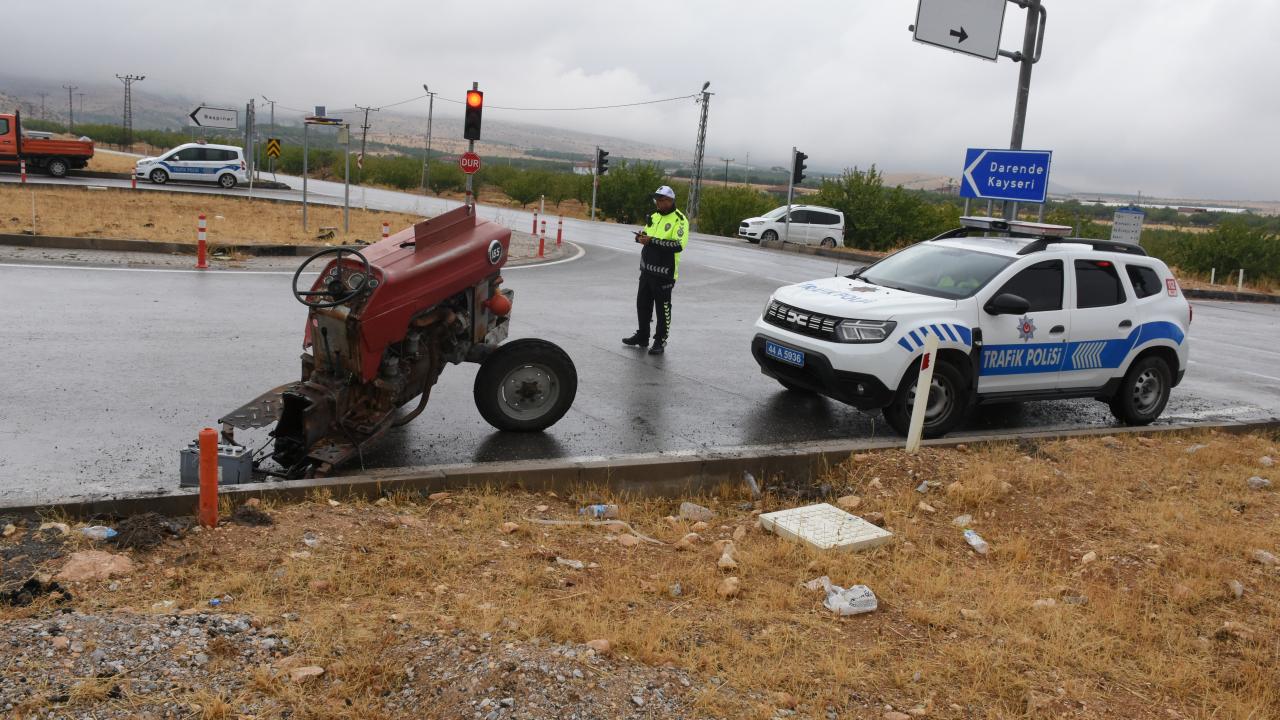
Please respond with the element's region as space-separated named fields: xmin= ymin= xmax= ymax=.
xmin=751 ymin=217 xmax=1191 ymax=437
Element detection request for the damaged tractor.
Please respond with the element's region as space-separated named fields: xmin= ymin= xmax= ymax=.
xmin=188 ymin=205 xmax=577 ymax=483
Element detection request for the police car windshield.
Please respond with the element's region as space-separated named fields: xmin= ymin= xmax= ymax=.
xmin=858 ymin=243 xmax=1014 ymax=300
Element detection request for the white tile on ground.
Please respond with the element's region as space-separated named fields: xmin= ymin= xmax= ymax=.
xmin=759 ymin=503 xmax=893 ymax=552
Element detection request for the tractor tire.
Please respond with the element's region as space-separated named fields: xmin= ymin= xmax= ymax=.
xmin=882 ymin=360 xmax=970 ymax=438
xmin=46 ymin=157 xmax=69 ymax=178
xmin=150 ymin=168 xmax=169 ymax=185
xmin=474 ymin=338 xmax=577 ymax=432
xmin=1108 ymin=355 xmax=1172 ymax=425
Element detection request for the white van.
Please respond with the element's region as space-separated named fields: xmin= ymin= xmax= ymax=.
xmin=135 ymin=143 xmax=248 ymax=189
xmin=739 ymin=205 xmax=845 ymax=247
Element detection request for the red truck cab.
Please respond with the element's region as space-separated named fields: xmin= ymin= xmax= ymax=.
xmin=0 ymin=109 xmax=95 ymax=177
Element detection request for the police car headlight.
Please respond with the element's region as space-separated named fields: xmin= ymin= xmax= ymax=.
xmin=836 ymin=319 xmax=896 ymax=343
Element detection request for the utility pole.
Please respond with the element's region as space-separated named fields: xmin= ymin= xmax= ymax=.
xmin=720 ymin=157 xmax=734 ymax=187
xmin=115 ymin=74 xmax=144 ymax=150
xmin=61 ymin=85 xmax=77 ymax=131
xmin=354 ymin=104 xmax=380 ymax=183
xmin=420 ymin=84 xmax=436 ymax=194
xmin=744 ymin=151 xmax=751 ymax=186
xmin=76 ymin=92 xmax=84 ymax=115
xmin=37 ymin=93 xmax=48 ymax=120
xmin=785 ymin=147 xmax=796 ymax=244
xmin=686 ymin=81 xmax=712 ymax=231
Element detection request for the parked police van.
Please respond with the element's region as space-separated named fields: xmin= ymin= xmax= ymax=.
xmin=751 ymin=217 xmax=1191 ymax=437
xmin=135 ymin=142 xmax=248 ymax=189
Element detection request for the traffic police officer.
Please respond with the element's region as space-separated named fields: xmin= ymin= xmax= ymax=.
xmin=623 ymin=185 xmax=688 ymax=355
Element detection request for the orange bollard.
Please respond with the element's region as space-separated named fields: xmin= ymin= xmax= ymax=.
xmin=20 ymin=160 xmax=26 ymax=184
xmin=531 ymin=212 xmax=538 ymax=234
xmin=556 ymin=216 xmax=563 ymax=246
xmin=538 ymin=233 xmax=545 ymax=258
xmin=382 ymin=221 xmax=390 ymax=240
xmin=131 ymin=172 xmax=137 ymax=190
xmin=198 ymin=427 xmax=219 ymax=528
xmin=195 ymin=214 xmax=208 ymax=269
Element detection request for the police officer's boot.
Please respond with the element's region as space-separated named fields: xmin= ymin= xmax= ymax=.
xmin=648 ymin=339 xmax=666 ymax=355
xmin=622 ymin=332 xmax=648 ymax=347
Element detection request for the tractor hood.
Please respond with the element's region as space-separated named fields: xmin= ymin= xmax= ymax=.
xmin=772 ymin=276 xmax=957 ymax=320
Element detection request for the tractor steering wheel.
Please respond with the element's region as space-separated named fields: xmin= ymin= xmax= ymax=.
xmin=292 ymin=247 xmax=372 ymax=308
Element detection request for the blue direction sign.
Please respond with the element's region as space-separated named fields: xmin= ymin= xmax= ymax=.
xmin=960 ymin=148 xmax=1053 ymax=203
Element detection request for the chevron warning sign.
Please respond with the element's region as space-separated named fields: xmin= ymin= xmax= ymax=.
xmin=265 ymin=138 xmax=282 ymax=159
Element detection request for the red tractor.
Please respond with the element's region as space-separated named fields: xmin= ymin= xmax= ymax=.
xmin=208 ymin=205 xmax=577 ymax=480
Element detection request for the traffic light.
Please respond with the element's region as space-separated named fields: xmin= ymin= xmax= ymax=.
xmin=596 ymin=148 xmax=610 ymax=175
xmin=792 ymin=150 xmax=808 ymax=185
xmin=463 ymin=89 xmax=484 ymax=141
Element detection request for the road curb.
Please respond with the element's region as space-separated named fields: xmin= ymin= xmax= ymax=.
xmin=0 ymin=231 xmax=565 ymax=265
xmin=6 ymin=419 xmax=1276 ymax=519
xmin=1183 ymin=287 xmax=1280 ymax=305
xmin=758 ymin=238 xmax=881 ymax=264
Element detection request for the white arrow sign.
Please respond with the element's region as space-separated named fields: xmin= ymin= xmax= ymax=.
xmin=188 ymin=105 xmax=238 ymax=129
xmin=913 ymin=0 xmax=1007 ymax=62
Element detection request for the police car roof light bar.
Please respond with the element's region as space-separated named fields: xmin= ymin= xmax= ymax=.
xmin=958 ymin=216 xmax=1072 ymax=237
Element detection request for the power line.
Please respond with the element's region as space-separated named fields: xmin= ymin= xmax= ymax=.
xmin=115 ymin=74 xmax=144 ymax=149
xmin=434 ymin=93 xmax=697 ymax=112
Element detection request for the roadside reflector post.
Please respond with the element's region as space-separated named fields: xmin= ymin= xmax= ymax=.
xmin=382 ymin=221 xmax=390 ymax=240
xmin=20 ymin=160 xmax=26 ymax=184
xmin=538 ymin=222 xmax=545 ymax=258
xmin=531 ymin=211 xmax=538 ymax=234
xmin=1237 ymin=269 xmax=1244 ymax=292
xmin=131 ymin=170 xmax=137 ymax=190
xmin=198 ymin=427 xmax=219 ymax=528
xmin=195 ymin=214 xmax=208 ymax=269
xmin=556 ymin=216 xmax=563 ymax=246
xmin=905 ymin=334 xmax=940 ymax=454
xmin=1209 ymin=268 xmax=1215 ymax=285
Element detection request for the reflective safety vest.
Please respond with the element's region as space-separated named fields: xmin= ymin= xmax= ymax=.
xmin=640 ymin=209 xmax=689 ymax=280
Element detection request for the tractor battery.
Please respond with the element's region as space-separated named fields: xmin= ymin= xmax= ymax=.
xmin=179 ymin=440 xmax=255 ymax=487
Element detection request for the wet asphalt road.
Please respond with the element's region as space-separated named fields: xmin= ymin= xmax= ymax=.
xmin=2 ymin=180 xmax=1279 ymax=506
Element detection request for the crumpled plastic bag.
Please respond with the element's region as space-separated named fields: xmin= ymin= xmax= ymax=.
xmin=820 ymin=577 xmax=878 ymax=616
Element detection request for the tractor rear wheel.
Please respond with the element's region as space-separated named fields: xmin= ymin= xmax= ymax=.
xmin=474 ymin=339 xmax=577 ymax=432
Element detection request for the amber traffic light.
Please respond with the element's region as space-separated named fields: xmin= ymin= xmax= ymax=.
xmin=464 ymin=90 xmax=484 ymax=140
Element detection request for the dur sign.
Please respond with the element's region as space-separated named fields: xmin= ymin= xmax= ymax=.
xmin=959 ymin=148 xmax=1053 ymax=203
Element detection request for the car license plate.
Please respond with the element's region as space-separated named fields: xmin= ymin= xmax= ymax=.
xmin=765 ymin=340 xmax=804 ymax=367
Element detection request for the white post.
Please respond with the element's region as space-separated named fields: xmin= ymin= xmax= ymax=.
xmin=1237 ymin=269 xmax=1244 ymax=292
xmin=1209 ymin=268 xmax=1216 ymax=285
xmin=905 ymin=334 xmax=940 ymax=454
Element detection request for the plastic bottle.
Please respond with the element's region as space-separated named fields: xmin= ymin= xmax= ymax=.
xmin=963 ymin=528 xmax=990 ymax=556
xmin=579 ymin=504 xmax=619 ymax=520
xmin=80 ymin=526 xmax=118 ymax=541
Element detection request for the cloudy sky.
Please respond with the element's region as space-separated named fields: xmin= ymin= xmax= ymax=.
xmin=6 ymin=0 xmax=1278 ymax=200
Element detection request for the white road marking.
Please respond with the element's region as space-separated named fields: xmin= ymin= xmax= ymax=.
xmin=1194 ymin=339 xmax=1280 ymax=359
xmin=702 ymin=264 xmax=746 ymax=275
xmin=1189 ymin=359 xmax=1280 ymax=383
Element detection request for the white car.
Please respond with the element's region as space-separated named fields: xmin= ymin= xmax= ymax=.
xmin=739 ymin=204 xmax=845 ymax=247
xmin=751 ymin=216 xmax=1191 ymax=437
xmin=135 ymin=143 xmax=248 ymax=189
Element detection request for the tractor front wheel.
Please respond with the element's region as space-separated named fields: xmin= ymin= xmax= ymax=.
xmin=474 ymin=339 xmax=577 ymax=432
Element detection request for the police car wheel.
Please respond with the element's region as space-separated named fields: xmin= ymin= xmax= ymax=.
xmin=150 ymin=169 xmax=169 ymax=184
xmin=882 ymin=361 xmax=969 ymax=439
xmin=218 ymin=173 xmax=237 ymax=189
xmin=474 ymin=339 xmax=578 ymax=432
xmin=1109 ymin=355 xmax=1171 ymax=425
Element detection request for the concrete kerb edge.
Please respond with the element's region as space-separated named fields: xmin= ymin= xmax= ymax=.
xmin=0 ymin=233 xmax=327 ymax=257
xmin=1183 ymin=287 xmax=1280 ymax=305
xmin=9 ymin=418 xmax=1277 ymax=520
xmin=757 ymin=238 xmax=880 ymax=265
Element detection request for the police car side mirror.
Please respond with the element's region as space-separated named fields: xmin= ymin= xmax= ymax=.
xmin=985 ymin=293 xmax=1031 ymax=316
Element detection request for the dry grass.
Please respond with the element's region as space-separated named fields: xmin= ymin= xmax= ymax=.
xmin=0 ymin=184 xmax=424 ymax=246
xmin=5 ymin=430 xmax=1278 ymax=718
xmin=86 ymin=150 xmax=142 ymax=175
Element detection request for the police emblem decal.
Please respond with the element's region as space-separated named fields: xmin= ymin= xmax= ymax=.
xmin=1016 ymin=315 xmax=1036 ymax=341
xmin=487 ymin=239 xmax=503 ymax=265
xmin=664 ymin=223 xmax=672 ymax=231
